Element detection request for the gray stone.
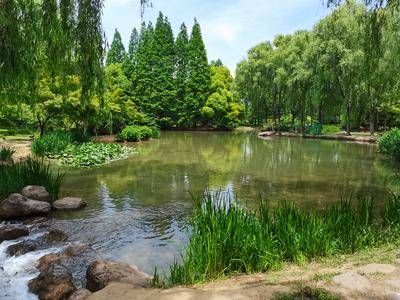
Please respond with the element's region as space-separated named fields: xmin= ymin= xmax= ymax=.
xmin=332 ymin=273 xmax=370 ymax=291
xmin=0 ymin=224 xmax=29 ymax=242
xmin=52 ymin=197 xmax=87 ymax=211
xmin=385 ymin=280 xmax=400 ymax=289
xmin=86 ymin=260 xmax=152 ymax=292
xmin=0 ymin=193 xmax=51 ymax=219
xmin=21 ymin=185 xmax=51 ymax=202
xmin=390 ymin=292 xmax=400 ymax=300
xmin=359 ymin=263 xmax=396 ymax=274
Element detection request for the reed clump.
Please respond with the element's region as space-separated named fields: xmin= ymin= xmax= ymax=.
xmin=0 ymin=157 xmax=64 ymax=201
xmin=168 ymin=193 xmax=400 ymax=286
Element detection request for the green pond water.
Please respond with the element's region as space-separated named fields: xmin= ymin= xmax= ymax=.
xmin=55 ymin=132 xmax=394 ymax=274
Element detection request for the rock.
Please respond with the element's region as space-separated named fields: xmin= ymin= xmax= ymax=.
xmin=68 ymin=288 xmax=92 ymax=300
xmin=45 ymin=229 xmax=68 ymax=242
xmin=29 ymin=262 xmax=76 ymax=300
xmin=37 ymin=254 xmax=62 ymax=272
xmin=21 ymin=186 xmax=51 ymax=202
xmin=385 ymin=280 xmax=400 ymax=289
xmin=358 ymin=263 xmax=396 ymax=274
xmin=390 ymin=292 xmax=400 ymax=300
xmin=52 ymin=197 xmax=87 ymax=211
xmin=332 ymin=273 xmax=370 ymax=291
xmin=0 ymin=193 xmax=51 ymax=219
xmin=0 ymin=224 xmax=29 ymax=242
xmin=7 ymin=240 xmax=38 ymax=256
xmin=86 ymin=260 xmax=152 ymax=292
xmin=63 ymin=242 xmax=88 ymax=257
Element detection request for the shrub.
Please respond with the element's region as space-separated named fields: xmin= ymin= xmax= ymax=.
xmin=116 ymin=125 xmax=160 ymax=142
xmin=32 ymin=131 xmax=73 ymax=157
xmin=322 ymin=125 xmax=341 ymax=135
xmin=168 ymin=192 xmax=400 ymax=286
xmin=0 ymin=146 xmax=15 ymax=162
xmin=59 ymin=142 xmax=130 ymax=167
xmin=378 ymin=128 xmax=400 ymax=161
xmin=0 ymin=157 xmax=64 ymax=201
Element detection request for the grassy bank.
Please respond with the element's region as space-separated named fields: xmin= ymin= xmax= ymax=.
xmin=167 ymin=193 xmax=400 ymax=286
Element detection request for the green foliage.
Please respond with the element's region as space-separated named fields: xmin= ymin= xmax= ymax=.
xmin=59 ymin=142 xmax=130 ymax=167
xmin=183 ymin=20 xmax=212 ymax=127
xmin=235 ymin=2 xmax=400 ymax=133
xmin=168 ymin=192 xmax=400 ymax=286
xmin=106 ymin=29 xmax=126 ymax=65
xmin=0 ymin=146 xmax=15 ymax=162
xmin=378 ymin=128 xmax=400 ymax=161
xmin=322 ymin=125 xmax=342 ymax=135
xmin=0 ymin=157 xmax=64 ymax=201
xmin=116 ymin=125 xmax=160 ymax=142
xmin=202 ymin=66 xmax=244 ymax=129
xmin=31 ymin=131 xmax=73 ymax=157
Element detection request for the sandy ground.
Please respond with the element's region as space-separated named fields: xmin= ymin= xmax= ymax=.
xmin=0 ymin=139 xmax=32 ymax=160
xmin=89 ymin=245 xmax=400 ymax=300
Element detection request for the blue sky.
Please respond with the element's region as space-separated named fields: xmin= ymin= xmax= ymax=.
xmin=103 ymin=0 xmax=331 ymax=72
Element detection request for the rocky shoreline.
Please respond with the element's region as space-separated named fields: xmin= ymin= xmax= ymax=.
xmin=258 ymin=131 xmax=378 ymax=143
xmin=0 ymin=185 xmax=152 ymax=300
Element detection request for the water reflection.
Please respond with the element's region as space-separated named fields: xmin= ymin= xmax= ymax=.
xmin=55 ymin=132 xmax=394 ymax=273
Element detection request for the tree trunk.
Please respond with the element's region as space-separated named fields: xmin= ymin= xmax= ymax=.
xmin=346 ymin=102 xmax=351 ymax=136
xmin=369 ymin=109 xmax=375 ymax=136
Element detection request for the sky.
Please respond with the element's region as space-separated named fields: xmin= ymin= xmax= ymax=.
xmin=103 ymin=0 xmax=332 ymax=72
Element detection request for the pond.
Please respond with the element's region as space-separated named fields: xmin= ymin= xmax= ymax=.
xmin=54 ymin=132 xmax=392 ymax=275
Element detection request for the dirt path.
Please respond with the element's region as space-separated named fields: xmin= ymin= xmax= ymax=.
xmin=89 ymin=245 xmax=400 ymax=300
xmin=0 ymin=139 xmax=32 ymax=160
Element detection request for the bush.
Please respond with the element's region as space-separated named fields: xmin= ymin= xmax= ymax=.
xmin=0 ymin=146 xmax=15 ymax=162
xmin=167 ymin=192 xmax=400 ymax=286
xmin=378 ymin=128 xmax=400 ymax=161
xmin=0 ymin=157 xmax=64 ymax=201
xmin=322 ymin=125 xmax=342 ymax=135
xmin=116 ymin=125 xmax=160 ymax=142
xmin=59 ymin=142 xmax=130 ymax=167
xmin=32 ymin=131 xmax=73 ymax=157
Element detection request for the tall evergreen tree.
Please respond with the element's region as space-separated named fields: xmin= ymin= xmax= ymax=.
xmin=175 ymin=23 xmax=189 ymax=125
xmin=106 ymin=28 xmax=126 ymax=65
xmin=185 ymin=19 xmax=211 ymax=127
xmin=134 ymin=22 xmax=156 ymax=115
xmin=128 ymin=27 xmax=139 ymax=60
xmin=152 ymin=12 xmax=176 ymax=127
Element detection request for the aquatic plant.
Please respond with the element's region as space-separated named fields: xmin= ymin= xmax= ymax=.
xmin=0 ymin=146 xmax=15 ymax=162
xmin=0 ymin=157 xmax=65 ymax=201
xmin=168 ymin=192 xmax=400 ymax=286
xmin=59 ymin=142 xmax=130 ymax=167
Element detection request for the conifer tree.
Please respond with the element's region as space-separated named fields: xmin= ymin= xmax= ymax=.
xmin=151 ymin=12 xmax=176 ymax=127
xmin=128 ymin=27 xmax=139 ymax=60
xmin=106 ymin=28 xmax=126 ymax=65
xmin=175 ymin=23 xmax=189 ymax=125
xmin=134 ymin=23 xmax=156 ymax=116
xmin=185 ymin=20 xmax=211 ymax=127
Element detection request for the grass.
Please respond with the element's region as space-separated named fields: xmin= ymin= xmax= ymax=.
xmin=0 ymin=146 xmax=15 ymax=161
xmin=31 ymin=131 xmax=73 ymax=157
xmin=273 ymin=285 xmax=340 ymax=300
xmin=312 ymin=272 xmax=340 ymax=282
xmin=0 ymin=157 xmax=65 ymax=201
xmin=167 ymin=192 xmax=400 ymax=286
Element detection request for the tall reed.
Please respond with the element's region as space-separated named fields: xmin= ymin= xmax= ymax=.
xmin=168 ymin=193 xmax=400 ymax=286
xmin=0 ymin=157 xmax=65 ymax=201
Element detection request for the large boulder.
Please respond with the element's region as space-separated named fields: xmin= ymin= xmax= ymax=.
xmin=21 ymin=186 xmax=51 ymax=202
xmin=68 ymin=288 xmax=92 ymax=300
xmin=0 ymin=193 xmax=51 ymax=219
xmin=29 ymin=262 xmax=76 ymax=300
xmin=0 ymin=224 xmax=29 ymax=242
xmin=52 ymin=197 xmax=87 ymax=211
xmin=45 ymin=229 xmax=68 ymax=242
xmin=86 ymin=260 xmax=152 ymax=292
